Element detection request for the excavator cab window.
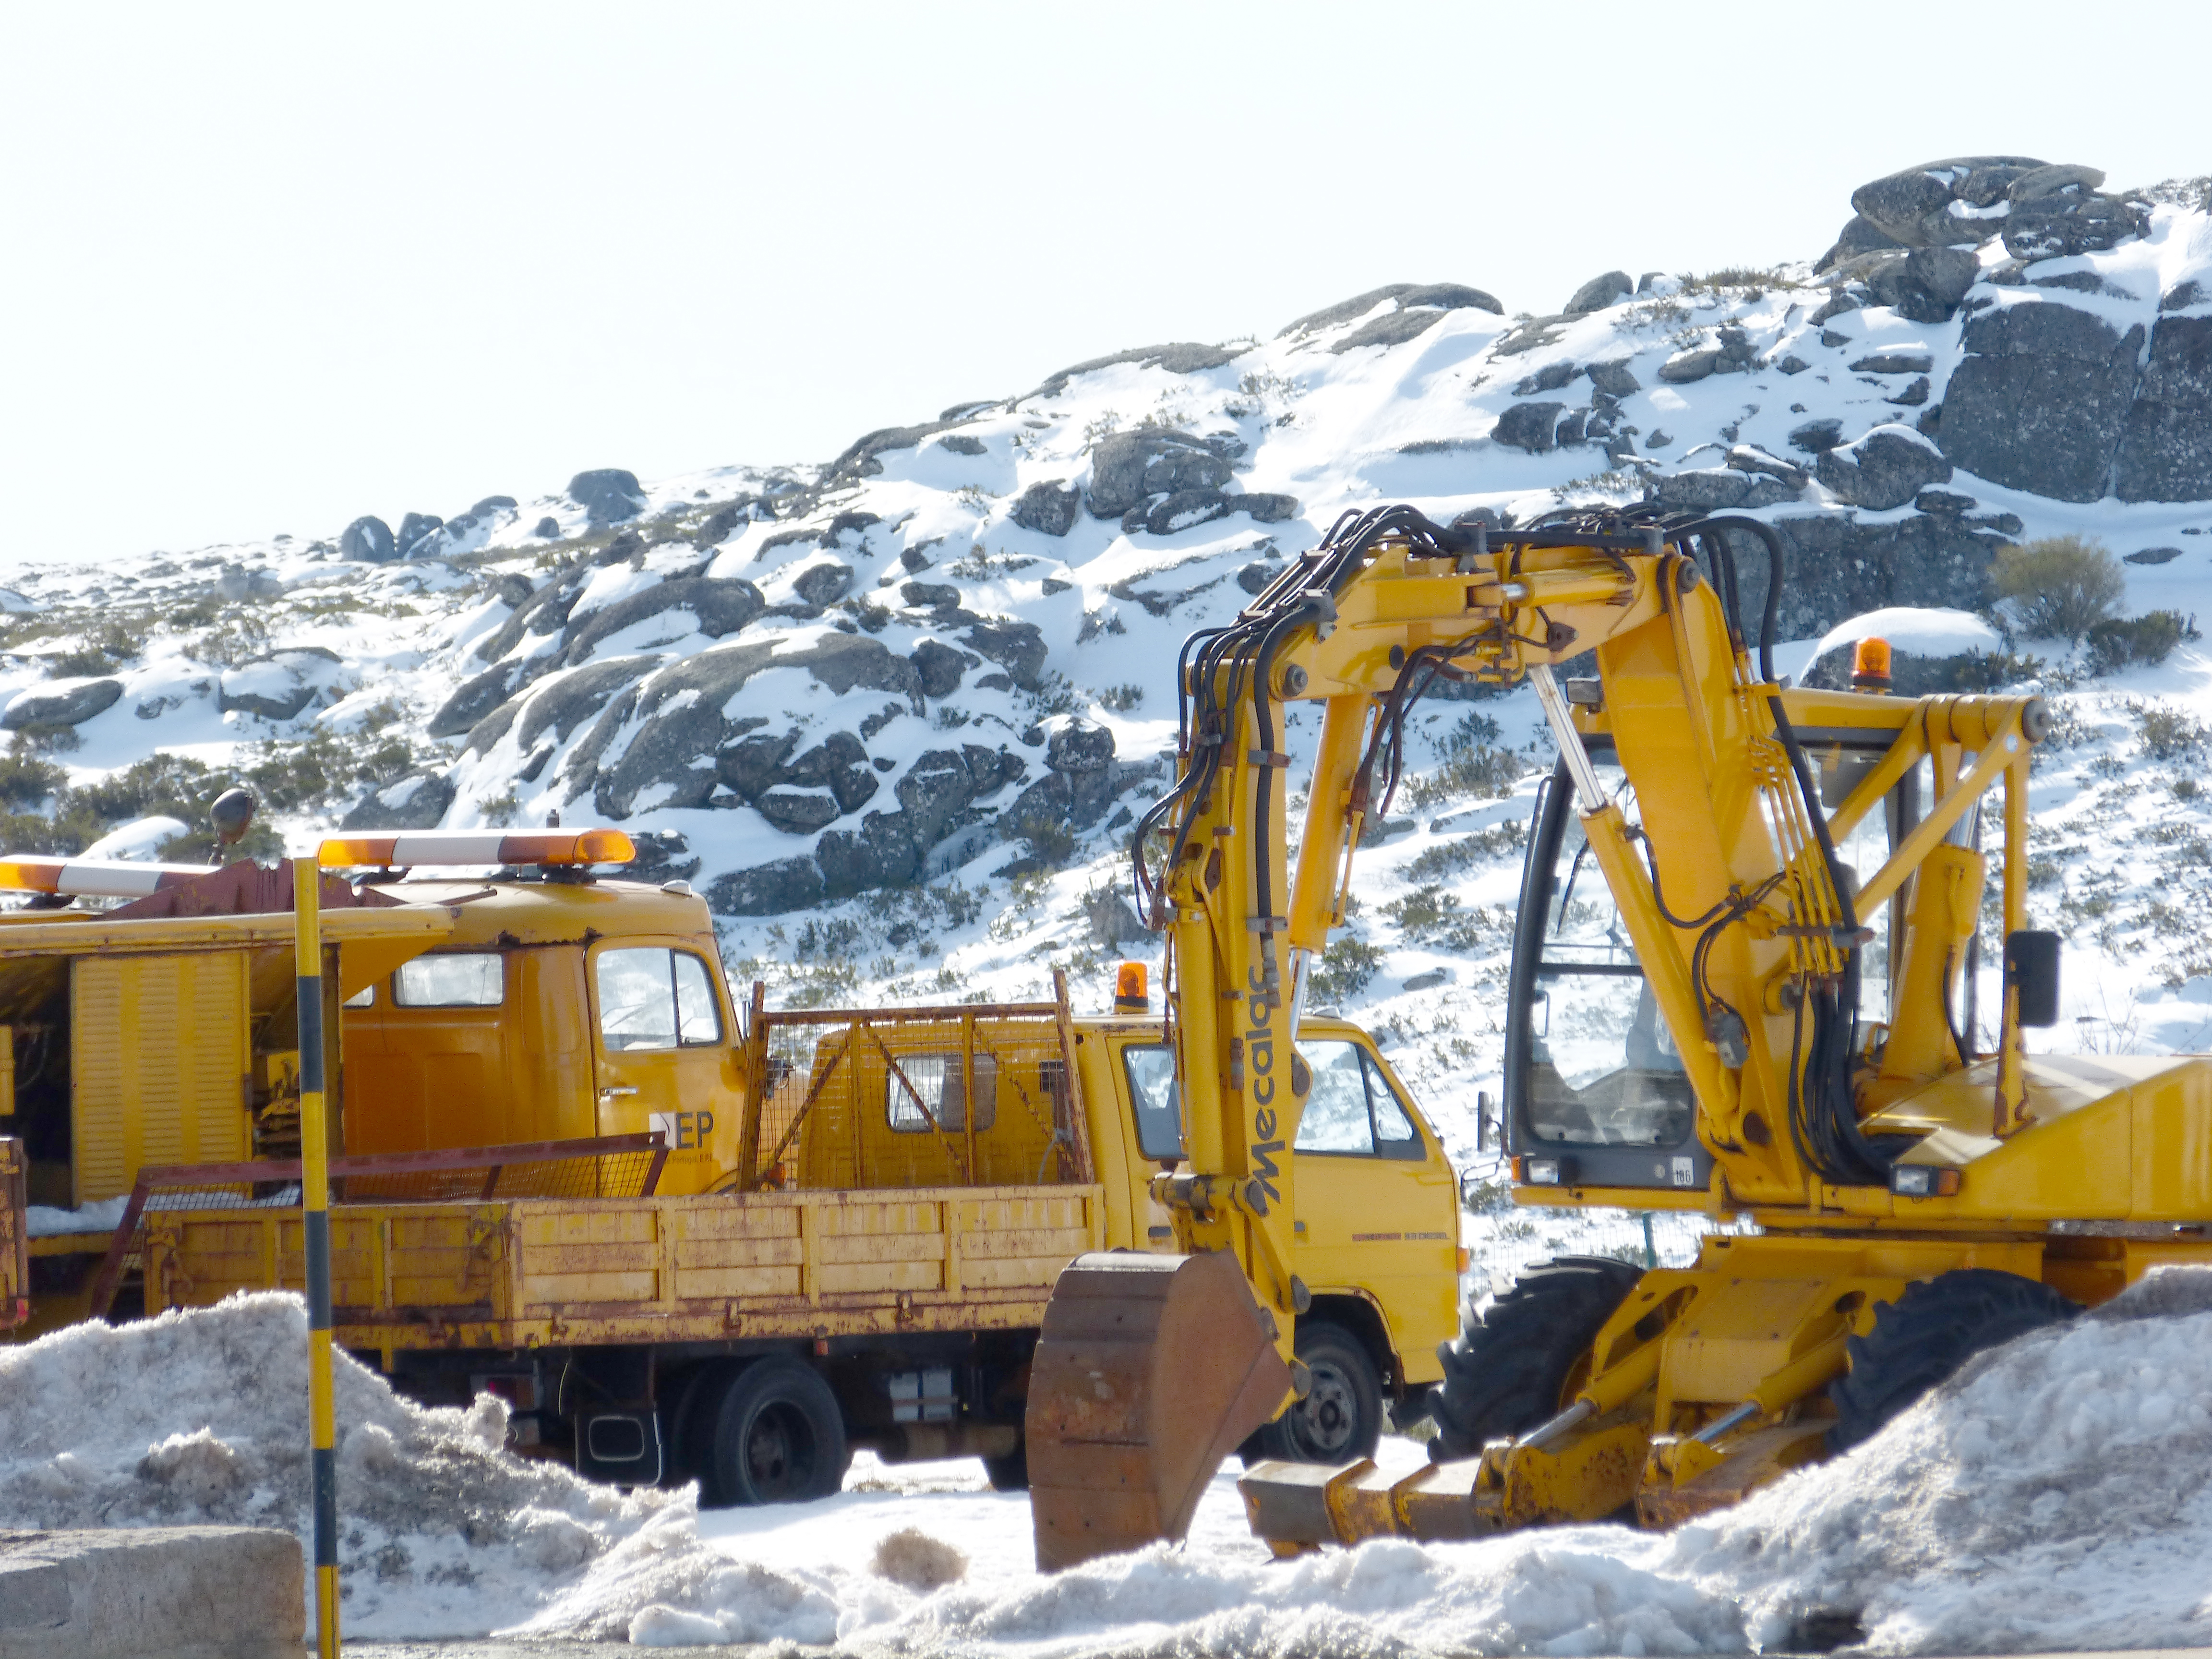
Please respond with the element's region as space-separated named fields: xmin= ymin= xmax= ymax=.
xmin=1505 ymin=763 xmax=1704 ymax=1187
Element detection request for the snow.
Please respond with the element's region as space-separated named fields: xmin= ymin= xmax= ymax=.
xmin=1807 ymin=606 xmax=2005 ymax=666
xmin=78 ymin=814 xmax=192 ymax=861
xmin=15 ymin=1275 xmax=2212 ymax=1651
xmin=25 ymin=1194 xmax=130 ymax=1238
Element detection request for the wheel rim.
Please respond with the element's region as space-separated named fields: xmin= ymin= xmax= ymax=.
xmin=1286 ymin=1358 xmax=1360 ymax=1459
xmin=743 ymin=1400 xmax=817 ymax=1500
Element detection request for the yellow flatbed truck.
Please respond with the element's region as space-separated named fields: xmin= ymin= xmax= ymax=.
xmin=6 ymin=839 xmax=1462 ymax=1502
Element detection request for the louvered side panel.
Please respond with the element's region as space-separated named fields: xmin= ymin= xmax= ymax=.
xmin=70 ymin=960 xmax=130 ymax=1204
xmin=182 ymin=952 xmax=249 ymax=1166
xmin=71 ymin=953 xmax=251 ymax=1204
xmin=133 ymin=959 xmax=185 ymax=1170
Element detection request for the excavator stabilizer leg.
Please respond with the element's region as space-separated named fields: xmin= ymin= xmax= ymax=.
xmin=1026 ymin=1250 xmax=1292 ymax=1571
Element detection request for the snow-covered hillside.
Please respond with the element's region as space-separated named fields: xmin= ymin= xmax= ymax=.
xmin=1 ymin=157 xmax=2210 ymax=1165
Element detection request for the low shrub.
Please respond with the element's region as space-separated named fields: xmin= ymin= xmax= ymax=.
xmin=1993 ymin=536 xmax=2125 ymax=643
xmin=2086 ymin=610 xmax=2198 ymax=674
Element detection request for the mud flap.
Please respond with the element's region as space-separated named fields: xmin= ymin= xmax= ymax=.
xmin=1026 ymin=1250 xmax=1293 ymax=1571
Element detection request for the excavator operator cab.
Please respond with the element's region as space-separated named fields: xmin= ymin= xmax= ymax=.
xmin=1507 ymin=722 xmax=1965 ymax=1191
xmin=1506 ymin=756 xmax=1707 ymax=1192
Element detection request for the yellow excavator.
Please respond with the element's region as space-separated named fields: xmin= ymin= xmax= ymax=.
xmin=1023 ymin=500 xmax=2212 ymax=1567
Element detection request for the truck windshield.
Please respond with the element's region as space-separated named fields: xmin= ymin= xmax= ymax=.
xmin=1521 ymin=775 xmax=1696 ymax=1150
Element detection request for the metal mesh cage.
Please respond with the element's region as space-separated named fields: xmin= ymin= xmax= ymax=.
xmin=746 ymin=996 xmax=1089 ymax=1191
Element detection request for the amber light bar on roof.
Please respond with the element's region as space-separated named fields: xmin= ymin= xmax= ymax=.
xmin=316 ymin=829 xmax=636 ymax=869
xmin=0 ymin=856 xmax=215 ymax=899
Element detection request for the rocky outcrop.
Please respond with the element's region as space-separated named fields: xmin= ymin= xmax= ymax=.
xmin=1278 ymin=283 xmax=1503 ymax=344
xmin=1938 ymin=299 xmax=2143 ymax=502
xmin=909 ymin=640 xmax=965 ymax=697
xmin=1564 ymin=271 xmax=1633 ymax=313
xmin=1492 ymin=402 xmax=1570 ymax=453
xmin=791 ymin=562 xmax=852 ymax=607
xmin=3 ymin=678 xmax=122 ymax=729
xmin=1027 ymin=344 xmax=1246 ymax=401
xmin=430 ymin=661 xmax=525 ymax=738
xmin=563 ymin=577 xmax=766 ymax=663
xmin=1010 ymin=480 xmax=1081 ymax=536
xmin=1823 ymin=246 xmax=1981 ymax=324
xmin=396 ymin=512 xmax=444 ymax=559
xmin=569 ymin=469 xmax=647 ymax=525
xmin=341 ymin=770 xmax=455 ymax=831
xmin=218 ymin=648 xmax=344 ymax=722
xmin=578 ymin=636 xmax=922 ymax=819
xmin=959 ymin=620 xmax=1048 ymax=689
xmin=2114 ymin=314 xmax=2212 ymax=501
xmin=340 ymin=516 xmax=396 ymax=563
xmin=1087 ymin=432 xmax=1236 ymax=518
xmin=1815 ymin=157 xmax=2151 ymax=320
xmin=711 ymin=741 xmax=1030 ymax=910
xmin=1733 ymin=512 xmax=2013 ymax=642
xmin=1817 ymin=425 xmax=1953 ymax=510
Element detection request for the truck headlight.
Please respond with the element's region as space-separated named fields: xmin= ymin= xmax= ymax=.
xmin=1519 ymin=1156 xmax=1576 ymax=1186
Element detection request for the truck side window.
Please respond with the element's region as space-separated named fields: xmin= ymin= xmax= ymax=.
xmin=1365 ymin=1052 xmax=1424 ymax=1160
xmin=887 ymin=1054 xmax=997 ymax=1133
xmin=393 ymin=953 xmax=504 ymax=1008
xmin=673 ymin=953 xmax=723 ymax=1045
xmin=1295 ymin=1040 xmax=1373 ymax=1154
xmin=1121 ymin=1045 xmax=1183 ymax=1162
xmin=595 ymin=948 xmax=724 ymax=1050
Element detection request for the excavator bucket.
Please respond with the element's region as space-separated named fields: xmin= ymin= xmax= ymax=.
xmin=1026 ymin=1250 xmax=1293 ymax=1571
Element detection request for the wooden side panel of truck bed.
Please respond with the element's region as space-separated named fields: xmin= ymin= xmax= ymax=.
xmin=140 ymin=1184 xmax=1105 ymax=1351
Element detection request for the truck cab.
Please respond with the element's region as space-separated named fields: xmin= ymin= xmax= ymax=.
xmin=1078 ymin=1010 xmax=1462 ymax=1462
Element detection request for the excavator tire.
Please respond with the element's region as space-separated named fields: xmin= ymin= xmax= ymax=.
xmin=1827 ymin=1269 xmax=2078 ymax=1453
xmin=1428 ymin=1256 xmax=1644 ymax=1461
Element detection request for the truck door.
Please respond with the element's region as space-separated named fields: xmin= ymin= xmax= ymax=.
xmin=1289 ymin=1035 xmax=1459 ymax=1381
xmin=1113 ymin=1039 xmax=1186 ymax=1252
xmin=586 ymin=940 xmax=741 ymax=1196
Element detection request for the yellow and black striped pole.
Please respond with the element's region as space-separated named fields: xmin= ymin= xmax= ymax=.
xmin=293 ymin=854 xmax=340 ymax=1658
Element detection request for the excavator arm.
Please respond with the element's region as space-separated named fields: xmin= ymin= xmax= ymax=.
xmin=1027 ymin=501 xmax=2053 ymax=1566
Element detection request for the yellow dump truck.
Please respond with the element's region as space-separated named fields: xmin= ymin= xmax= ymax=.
xmin=7 ymin=837 xmax=1461 ymax=1501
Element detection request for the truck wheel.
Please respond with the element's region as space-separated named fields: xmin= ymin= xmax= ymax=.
xmin=1429 ymin=1256 xmax=1643 ymax=1461
xmin=1244 ymin=1322 xmax=1382 ymax=1465
xmin=705 ymin=1358 xmax=850 ymax=1507
xmin=983 ymin=1439 xmax=1029 ymax=1491
xmin=1827 ymin=1269 xmax=2076 ymax=1454
xmin=665 ymin=1363 xmax=738 ymax=1497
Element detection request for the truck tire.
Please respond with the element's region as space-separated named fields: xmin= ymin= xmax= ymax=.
xmin=983 ymin=1439 xmax=1029 ymax=1491
xmin=1429 ymin=1256 xmax=1643 ymax=1461
xmin=1827 ymin=1269 xmax=2076 ymax=1454
xmin=705 ymin=1358 xmax=851 ymax=1507
xmin=1243 ymin=1322 xmax=1383 ymax=1466
xmin=665 ymin=1362 xmax=736 ymax=1492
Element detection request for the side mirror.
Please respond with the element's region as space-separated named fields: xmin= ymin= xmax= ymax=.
xmin=1474 ymin=1089 xmax=1499 ymax=1155
xmin=2005 ymin=930 xmax=2061 ymax=1028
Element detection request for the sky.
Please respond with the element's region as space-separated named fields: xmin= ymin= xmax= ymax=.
xmin=2 ymin=2 xmax=2207 ymax=566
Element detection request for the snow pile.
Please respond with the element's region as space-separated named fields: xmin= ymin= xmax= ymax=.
xmin=513 ymin=1270 xmax=2212 ymax=1655
xmin=0 ymin=1294 xmax=693 ymax=1637
xmin=12 ymin=1275 xmax=2212 ymax=1649
xmin=1685 ymin=1263 xmax=2212 ymax=1654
